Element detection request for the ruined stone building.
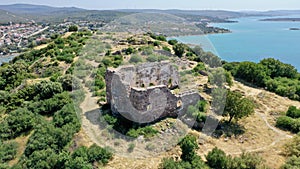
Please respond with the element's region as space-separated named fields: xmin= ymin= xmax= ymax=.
xmin=105 ymin=61 xmax=202 ymax=124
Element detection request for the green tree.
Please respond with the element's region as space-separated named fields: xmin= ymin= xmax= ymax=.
xmin=179 ymin=135 xmax=198 ymax=162
xmin=69 ymin=25 xmax=78 ymax=32
xmin=34 ymin=81 xmax=63 ymax=100
xmin=0 ymin=141 xmax=18 ymax=163
xmin=235 ymin=62 xmax=269 ymax=87
xmin=25 ymin=149 xmax=58 ymax=169
xmin=0 ymin=108 xmax=35 ymax=139
xmin=286 ymin=106 xmax=300 ymax=119
xmin=260 ymin=58 xmax=297 ymax=79
xmin=125 ymin=47 xmax=136 ymax=55
xmin=87 ymin=144 xmax=113 ymax=164
xmin=159 ymin=158 xmax=182 ymax=169
xmin=168 ymin=39 xmax=178 ymax=45
xmin=173 ymin=43 xmax=185 ymax=57
xmin=223 ymin=91 xmax=255 ymax=123
xmin=206 ymin=147 xmax=229 ymax=169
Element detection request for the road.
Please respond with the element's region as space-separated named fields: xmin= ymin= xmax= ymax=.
xmin=24 ymin=26 xmax=49 ymax=39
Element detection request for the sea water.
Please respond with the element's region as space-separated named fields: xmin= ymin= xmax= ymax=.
xmin=175 ymin=15 xmax=300 ymax=70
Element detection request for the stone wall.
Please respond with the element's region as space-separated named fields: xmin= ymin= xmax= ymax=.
xmin=105 ymin=62 xmax=202 ymax=124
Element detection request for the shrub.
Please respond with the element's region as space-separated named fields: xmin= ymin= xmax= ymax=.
xmin=282 ymin=156 xmax=300 ymax=169
xmin=276 ymin=116 xmax=294 ymax=132
xmin=129 ymin=55 xmax=143 ymax=63
xmin=286 ymin=106 xmax=300 ymax=119
xmin=127 ymin=143 xmax=135 ymax=153
xmin=179 ymin=135 xmax=198 ymax=162
xmin=145 ymin=144 xmax=156 ymax=151
xmin=125 ymin=47 xmax=136 ymax=55
xmin=127 ymin=126 xmax=158 ymax=138
xmin=0 ymin=141 xmax=18 ymax=163
xmin=68 ymin=25 xmax=78 ymax=32
xmin=156 ymin=35 xmax=167 ymax=41
xmin=153 ymin=41 xmax=161 ymax=46
xmin=206 ymin=147 xmax=229 ymax=169
xmin=0 ymin=108 xmax=35 ymax=140
xmin=168 ymin=39 xmax=178 ymax=45
xmin=173 ymin=43 xmax=185 ymax=57
xmin=87 ymin=144 xmax=113 ymax=165
xmin=162 ymin=46 xmax=171 ymax=52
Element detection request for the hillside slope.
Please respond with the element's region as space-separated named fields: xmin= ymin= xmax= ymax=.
xmin=0 ymin=9 xmax=29 ymax=23
xmin=0 ymin=3 xmax=85 ymax=15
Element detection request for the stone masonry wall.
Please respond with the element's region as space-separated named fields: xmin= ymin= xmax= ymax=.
xmin=105 ymin=62 xmax=202 ymax=123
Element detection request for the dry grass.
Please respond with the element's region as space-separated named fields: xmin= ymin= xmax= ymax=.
xmin=34 ymin=44 xmax=48 ymax=50
xmin=62 ymin=32 xmax=73 ymax=38
xmin=8 ymin=132 xmax=32 ymax=166
xmin=73 ymin=32 xmax=300 ymax=169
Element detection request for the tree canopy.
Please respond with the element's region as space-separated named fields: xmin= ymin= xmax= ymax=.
xmin=223 ymin=91 xmax=255 ymax=123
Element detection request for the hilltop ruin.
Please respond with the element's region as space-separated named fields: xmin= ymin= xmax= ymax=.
xmin=105 ymin=61 xmax=202 ymax=124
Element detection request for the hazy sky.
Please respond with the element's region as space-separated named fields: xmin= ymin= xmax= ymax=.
xmin=0 ymin=0 xmax=300 ymax=11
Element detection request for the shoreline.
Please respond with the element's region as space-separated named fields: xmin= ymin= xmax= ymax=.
xmin=0 ymin=53 xmax=19 ymax=65
xmin=167 ymin=29 xmax=232 ymax=39
xmin=171 ymin=30 xmax=232 ymax=38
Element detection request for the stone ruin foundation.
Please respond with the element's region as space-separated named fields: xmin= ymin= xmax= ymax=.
xmin=105 ymin=61 xmax=202 ymax=124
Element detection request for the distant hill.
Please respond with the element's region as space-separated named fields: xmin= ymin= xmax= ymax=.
xmin=0 ymin=9 xmax=30 ymax=23
xmin=243 ymin=10 xmax=300 ymax=16
xmin=0 ymin=4 xmax=299 ymax=24
xmin=117 ymin=9 xmax=246 ymax=19
xmin=0 ymin=3 xmax=85 ymax=15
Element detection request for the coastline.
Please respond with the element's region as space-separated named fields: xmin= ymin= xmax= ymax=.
xmin=167 ymin=29 xmax=232 ymax=39
xmin=0 ymin=53 xmax=19 ymax=65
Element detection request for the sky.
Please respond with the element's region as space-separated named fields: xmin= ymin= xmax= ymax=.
xmin=0 ymin=0 xmax=300 ymax=11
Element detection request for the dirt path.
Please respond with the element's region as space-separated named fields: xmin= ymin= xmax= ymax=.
xmin=232 ymin=81 xmax=295 ymax=138
xmin=205 ymin=80 xmax=300 ymax=168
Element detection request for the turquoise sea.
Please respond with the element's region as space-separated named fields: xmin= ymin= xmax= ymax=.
xmin=0 ymin=55 xmax=14 ymax=65
xmin=175 ymin=15 xmax=300 ymax=70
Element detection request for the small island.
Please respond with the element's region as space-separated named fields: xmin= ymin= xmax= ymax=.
xmin=260 ymin=18 xmax=300 ymax=22
xmin=290 ymin=27 xmax=300 ymax=30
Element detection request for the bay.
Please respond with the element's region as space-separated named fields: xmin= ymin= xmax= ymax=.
xmin=0 ymin=55 xmax=15 ymax=65
xmin=174 ymin=15 xmax=300 ymax=70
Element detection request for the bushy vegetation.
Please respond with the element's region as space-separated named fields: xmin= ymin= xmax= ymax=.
xmin=101 ymin=55 xmax=123 ymax=68
xmin=127 ymin=126 xmax=158 ymax=139
xmin=100 ymin=105 xmax=158 ymax=139
xmin=0 ymin=108 xmax=35 ymax=140
xmin=185 ymin=100 xmax=208 ymax=127
xmin=129 ymin=54 xmax=143 ymax=63
xmin=68 ymin=25 xmax=78 ymax=32
xmin=206 ymin=147 xmax=266 ymax=169
xmin=168 ymin=39 xmax=178 ymax=45
xmin=148 ymin=33 xmax=167 ymax=42
xmin=125 ymin=47 xmax=136 ymax=55
xmin=159 ymin=135 xmax=209 ymax=169
xmin=0 ymin=31 xmax=114 ymax=168
xmin=173 ymin=43 xmax=186 ymax=58
xmin=224 ymin=58 xmax=300 ymax=100
xmin=160 ymin=135 xmax=266 ymax=169
xmin=146 ymin=54 xmax=168 ymax=62
xmin=281 ymin=134 xmax=300 ymax=169
xmin=0 ymin=60 xmax=31 ymax=90
xmin=276 ymin=106 xmax=300 ymax=133
xmin=0 ymin=141 xmax=18 ymax=164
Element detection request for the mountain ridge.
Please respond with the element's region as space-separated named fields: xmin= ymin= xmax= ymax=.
xmin=0 ymin=3 xmax=86 ymax=15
